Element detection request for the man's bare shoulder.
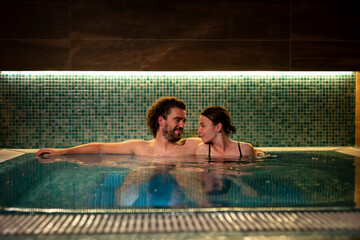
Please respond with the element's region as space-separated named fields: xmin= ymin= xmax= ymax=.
xmin=123 ymin=139 xmax=152 ymax=147
xmin=99 ymin=139 xmax=151 ymax=154
xmin=108 ymin=139 xmax=149 ymax=146
xmin=119 ymin=139 xmax=155 ymax=155
xmin=126 ymin=139 xmax=150 ymax=144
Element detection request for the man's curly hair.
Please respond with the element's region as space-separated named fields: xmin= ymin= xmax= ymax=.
xmin=146 ymin=97 xmax=186 ymax=137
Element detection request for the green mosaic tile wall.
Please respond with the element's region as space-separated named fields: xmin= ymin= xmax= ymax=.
xmin=0 ymin=71 xmax=355 ymax=148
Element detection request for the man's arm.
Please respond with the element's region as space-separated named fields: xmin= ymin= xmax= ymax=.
xmin=35 ymin=140 xmax=145 ymax=156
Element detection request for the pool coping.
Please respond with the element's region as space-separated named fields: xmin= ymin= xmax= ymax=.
xmin=1 ymin=210 xmax=360 ymax=236
xmin=1 ymin=147 xmax=359 ymax=236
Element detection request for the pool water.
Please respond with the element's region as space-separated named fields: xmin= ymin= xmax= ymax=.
xmin=0 ymin=151 xmax=357 ymax=213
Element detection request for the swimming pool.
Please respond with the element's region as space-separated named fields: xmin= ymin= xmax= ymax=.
xmin=0 ymin=150 xmax=359 ymax=237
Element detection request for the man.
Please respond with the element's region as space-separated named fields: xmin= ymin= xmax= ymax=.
xmin=36 ymin=97 xmax=202 ymax=157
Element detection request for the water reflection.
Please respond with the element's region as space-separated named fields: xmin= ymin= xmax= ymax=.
xmin=1 ymin=152 xmax=355 ymax=210
xmin=36 ymin=154 xmax=261 ymax=208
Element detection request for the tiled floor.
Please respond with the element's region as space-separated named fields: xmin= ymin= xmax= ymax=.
xmin=334 ymin=146 xmax=360 ymax=157
xmin=0 ymin=149 xmax=37 ymax=163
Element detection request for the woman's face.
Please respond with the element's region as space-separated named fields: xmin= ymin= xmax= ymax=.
xmin=197 ymin=115 xmax=217 ymax=143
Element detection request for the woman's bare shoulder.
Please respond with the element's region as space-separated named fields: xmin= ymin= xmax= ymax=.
xmin=195 ymin=142 xmax=209 ymax=155
xmin=239 ymin=141 xmax=253 ymax=147
xmin=239 ymin=142 xmax=255 ymax=155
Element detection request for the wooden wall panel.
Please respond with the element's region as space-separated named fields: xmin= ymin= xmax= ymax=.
xmin=292 ymin=41 xmax=360 ymax=70
xmin=71 ymin=0 xmax=289 ymax=40
xmin=71 ymin=40 xmax=290 ymax=71
xmin=0 ymin=0 xmax=359 ymax=70
xmin=291 ymin=0 xmax=360 ymax=40
xmin=0 ymin=40 xmax=70 ymax=70
xmin=0 ymin=0 xmax=69 ymax=39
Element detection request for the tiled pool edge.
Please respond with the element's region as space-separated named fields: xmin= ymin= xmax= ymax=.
xmin=1 ymin=147 xmax=360 ymax=163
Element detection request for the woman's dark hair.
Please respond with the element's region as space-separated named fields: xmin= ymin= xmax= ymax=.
xmin=146 ymin=97 xmax=186 ymax=137
xmin=201 ymin=106 xmax=236 ymax=135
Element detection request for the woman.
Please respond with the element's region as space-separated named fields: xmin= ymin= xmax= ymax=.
xmin=196 ymin=106 xmax=261 ymax=158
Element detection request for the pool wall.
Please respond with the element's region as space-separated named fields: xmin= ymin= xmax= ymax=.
xmin=0 ymin=71 xmax=356 ymax=148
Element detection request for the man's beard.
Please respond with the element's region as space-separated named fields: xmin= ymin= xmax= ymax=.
xmin=162 ymin=123 xmax=183 ymax=142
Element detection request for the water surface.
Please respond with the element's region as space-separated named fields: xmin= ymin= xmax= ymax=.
xmin=0 ymin=151 xmax=357 ymax=212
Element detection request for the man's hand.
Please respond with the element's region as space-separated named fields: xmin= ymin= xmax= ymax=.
xmin=35 ymin=148 xmax=61 ymax=157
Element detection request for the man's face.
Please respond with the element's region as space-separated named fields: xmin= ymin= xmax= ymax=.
xmin=161 ymin=107 xmax=186 ymax=142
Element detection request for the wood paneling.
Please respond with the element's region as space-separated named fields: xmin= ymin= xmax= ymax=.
xmin=71 ymin=0 xmax=289 ymax=40
xmin=292 ymin=0 xmax=360 ymax=40
xmin=292 ymin=41 xmax=360 ymax=70
xmin=0 ymin=0 xmax=359 ymax=70
xmin=71 ymin=40 xmax=290 ymax=71
xmin=0 ymin=40 xmax=70 ymax=70
xmin=0 ymin=0 xmax=69 ymax=39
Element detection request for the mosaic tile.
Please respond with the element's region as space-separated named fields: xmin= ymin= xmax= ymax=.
xmin=0 ymin=71 xmax=355 ymax=148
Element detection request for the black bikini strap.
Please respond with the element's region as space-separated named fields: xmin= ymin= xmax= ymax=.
xmin=208 ymin=143 xmax=211 ymax=160
xmin=238 ymin=142 xmax=243 ymax=157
